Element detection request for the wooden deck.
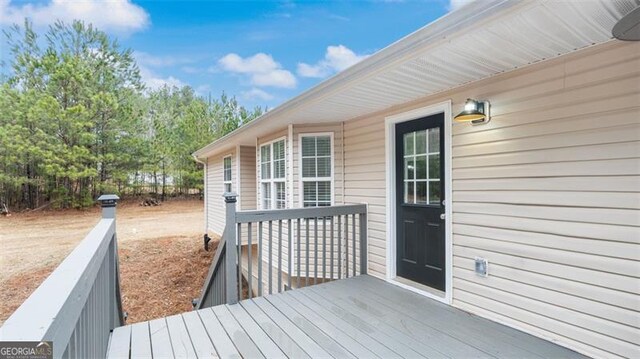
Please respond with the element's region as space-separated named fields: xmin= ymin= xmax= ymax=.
xmin=107 ymin=275 xmax=584 ymax=358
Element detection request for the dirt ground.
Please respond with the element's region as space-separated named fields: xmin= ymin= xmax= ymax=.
xmin=0 ymin=199 xmax=217 ymax=325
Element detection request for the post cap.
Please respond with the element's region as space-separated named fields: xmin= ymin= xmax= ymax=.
xmin=97 ymin=194 xmax=120 ymax=208
xmin=222 ymin=192 xmax=238 ymax=203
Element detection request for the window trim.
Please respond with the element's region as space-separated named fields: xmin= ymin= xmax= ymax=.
xmin=259 ymin=136 xmax=287 ymax=210
xmin=298 ymin=132 xmax=335 ymax=208
xmin=222 ymin=154 xmax=232 ymax=193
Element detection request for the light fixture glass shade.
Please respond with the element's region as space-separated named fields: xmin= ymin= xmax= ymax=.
xmin=455 ymin=99 xmax=490 ymax=124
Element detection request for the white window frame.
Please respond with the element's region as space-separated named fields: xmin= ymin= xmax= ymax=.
xmin=298 ymin=132 xmax=334 ymax=208
xmin=222 ymin=155 xmax=232 ymax=193
xmin=259 ymin=137 xmax=287 ymax=210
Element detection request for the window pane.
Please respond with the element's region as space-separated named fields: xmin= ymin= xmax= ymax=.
xmin=428 ymin=127 xmax=440 ymax=153
xmin=415 ymin=155 xmax=427 ymax=179
xmin=302 ymin=137 xmax=316 ymax=157
xmin=302 ymin=158 xmax=316 ymax=177
xmin=317 ymin=181 xmax=331 ymax=202
xmin=274 ymin=159 xmax=285 ymax=179
xmin=224 ymin=183 xmax=232 ymax=193
xmin=262 ymin=183 xmax=271 ymax=209
xmin=275 ymin=182 xmax=286 ymax=209
xmin=415 ymin=130 xmax=426 ymax=154
xmin=223 ymin=157 xmax=232 ymax=181
xmin=404 ymin=181 xmax=414 ymax=204
xmin=429 ymin=181 xmax=441 ymax=204
xmin=416 ymin=181 xmax=427 ymax=204
xmin=316 ymin=136 xmax=331 ymax=156
xmin=404 ymin=157 xmax=414 ymax=180
xmin=261 ymin=145 xmax=271 ymax=162
xmin=429 ymin=154 xmax=440 ymax=180
xmin=261 ymin=162 xmax=271 ymax=179
xmin=273 ymin=140 xmax=285 ymax=160
xmin=303 ymin=182 xmax=317 ymax=202
xmin=317 ymin=157 xmax=331 ymax=177
xmin=404 ymin=132 xmax=414 ymax=156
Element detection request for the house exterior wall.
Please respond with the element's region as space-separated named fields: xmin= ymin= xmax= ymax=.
xmin=206 ymin=149 xmax=236 ymax=236
xmin=239 ymin=145 xmax=257 ymax=211
xmin=341 ymin=41 xmax=639 ymax=358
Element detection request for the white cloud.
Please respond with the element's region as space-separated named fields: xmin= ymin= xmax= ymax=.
xmin=218 ymin=52 xmax=296 ymax=89
xmin=241 ymin=88 xmax=274 ymax=101
xmin=139 ymin=66 xmax=185 ymax=91
xmin=0 ymin=0 xmax=150 ymax=33
xmin=134 ymin=52 xmax=195 ymax=68
xmin=297 ymin=45 xmax=368 ymax=79
xmin=449 ymin=0 xmax=477 ymax=11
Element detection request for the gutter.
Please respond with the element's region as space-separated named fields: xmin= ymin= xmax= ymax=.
xmin=192 ymin=154 xmax=208 ymax=234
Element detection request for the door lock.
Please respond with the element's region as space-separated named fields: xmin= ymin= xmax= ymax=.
xmin=440 ymin=213 xmax=446 ymax=220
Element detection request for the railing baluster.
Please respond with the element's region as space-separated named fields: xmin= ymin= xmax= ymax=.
xmin=278 ymin=220 xmax=283 ymax=293
xmin=360 ymin=212 xmax=367 ymax=275
xmin=337 ymin=215 xmax=342 ymax=279
xmin=305 ymin=218 xmax=310 ymax=287
xmin=238 ymin=223 xmax=242 ymax=298
xmin=330 ymin=216 xmax=334 ymax=280
xmin=247 ymin=222 xmax=252 ymax=298
xmin=314 ymin=217 xmax=318 ymax=285
xmin=345 ymin=214 xmax=349 ymax=278
xmin=288 ymin=219 xmax=292 ymax=290
xmin=269 ymin=220 xmax=273 ymax=295
xmin=258 ymin=221 xmax=263 ymax=296
xmin=322 ymin=217 xmax=327 ymax=281
xmin=297 ymin=218 xmax=301 ymax=289
xmin=352 ymin=214 xmax=356 ymax=277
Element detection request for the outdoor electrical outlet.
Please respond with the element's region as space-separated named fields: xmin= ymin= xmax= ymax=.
xmin=475 ymin=257 xmax=489 ymax=277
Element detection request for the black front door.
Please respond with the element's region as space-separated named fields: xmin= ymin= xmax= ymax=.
xmin=395 ymin=113 xmax=445 ymax=291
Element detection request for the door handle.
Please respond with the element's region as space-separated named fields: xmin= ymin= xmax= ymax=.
xmin=440 ymin=213 xmax=446 ymax=220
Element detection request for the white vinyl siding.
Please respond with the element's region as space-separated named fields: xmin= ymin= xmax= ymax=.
xmin=260 ymin=138 xmax=286 ymax=210
xmin=206 ymin=149 xmax=236 ymax=236
xmin=341 ymin=42 xmax=640 ymax=358
xmin=299 ymin=134 xmax=333 ymax=207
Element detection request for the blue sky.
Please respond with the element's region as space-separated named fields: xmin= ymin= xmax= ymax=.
xmin=0 ymin=0 xmax=463 ymax=109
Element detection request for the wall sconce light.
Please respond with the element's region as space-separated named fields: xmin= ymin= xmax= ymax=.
xmin=454 ymin=98 xmax=490 ymax=124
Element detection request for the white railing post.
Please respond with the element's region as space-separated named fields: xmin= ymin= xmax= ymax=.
xmin=223 ymin=192 xmax=238 ymax=304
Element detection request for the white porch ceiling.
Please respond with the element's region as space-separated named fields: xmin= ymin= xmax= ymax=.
xmin=195 ymin=0 xmax=639 ymax=158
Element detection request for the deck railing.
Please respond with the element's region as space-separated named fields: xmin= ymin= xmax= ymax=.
xmin=0 ymin=195 xmax=125 ymax=359
xmin=197 ymin=192 xmax=367 ymax=307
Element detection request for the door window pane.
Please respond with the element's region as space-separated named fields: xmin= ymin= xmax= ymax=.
xmin=415 ymin=155 xmax=427 ymax=179
xmin=416 ymin=181 xmax=427 ymax=204
xmin=429 ymin=181 xmax=441 ymax=204
xmin=428 ymin=127 xmax=440 ymax=153
xmin=415 ymin=130 xmax=426 ymax=154
xmin=429 ymin=154 xmax=440 ymax=180
xmin=403 ymin=127 xmax=442 ymax=205
xmin=404 ymin=132 xmax=414 ymax=156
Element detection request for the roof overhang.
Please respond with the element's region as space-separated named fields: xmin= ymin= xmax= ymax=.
xmin=194 ymin=0 xmax=637 ymax=159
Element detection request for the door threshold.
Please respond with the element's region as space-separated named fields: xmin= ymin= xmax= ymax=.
xmin=388 ymin=276 xmax=448 ymax=304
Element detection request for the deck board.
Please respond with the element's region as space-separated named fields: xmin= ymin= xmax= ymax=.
xmin=266 ymin=292 xmax=383 ymax=358
xmin=165 ymin=314 xmax=197 ymax=358
xmin=226 ymin=302 xmax=286 ymax=358
xmin=106 ymin=324 xmax=130 ymax=359
xmin=108 ymin=275 xmax=586 ymax=359
xmin=182 ymin=311 xmax=218 ymax=358
xmin=130 ymin=322 xmax=152 ymax=358
xmin=255 ymin=295 xmax=350 ymax=358
xmin=149 ymin=318 xmax=174 ymax=358
xmin=197 ymin=308 xmax=241 ymax=358
xmin=240 ymin=299 xmax=310 ymax=358
xmin=212 ymin=305 xmax=265 ymax=358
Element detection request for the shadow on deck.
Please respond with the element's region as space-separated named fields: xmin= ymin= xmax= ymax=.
xmin=107 ymin=275 xmax=584 ymax=358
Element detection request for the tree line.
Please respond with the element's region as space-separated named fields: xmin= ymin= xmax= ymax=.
xmin=0 ymin=20 xmax=263 ymax=210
